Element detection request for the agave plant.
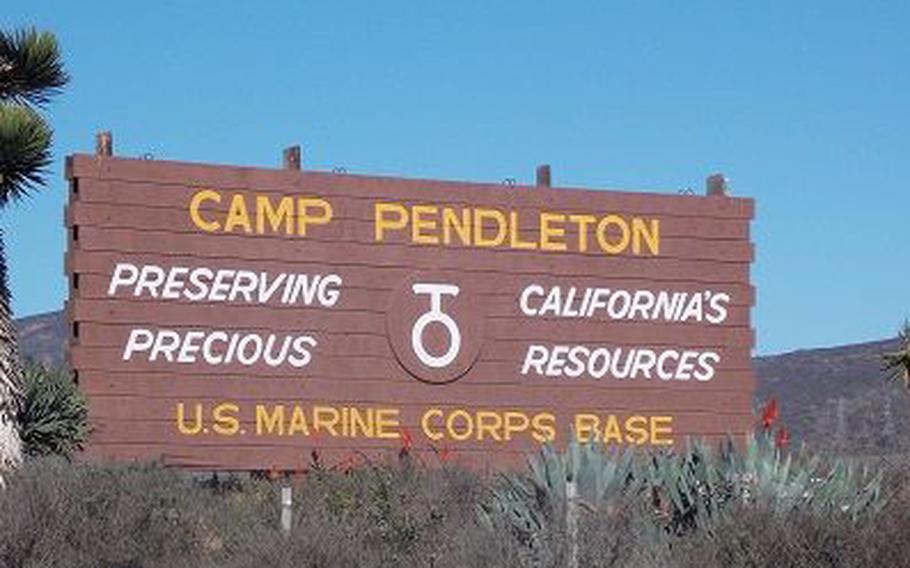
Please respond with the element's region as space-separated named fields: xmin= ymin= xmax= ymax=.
xmin=644 ymin=440 xmax=739 ymax=535
xmin=480 ymin=431 xmax=886 ymax=555
xmin=477 ymin=440 xmax=635 ymax=557
xmin=738 ymin=431 xmax=885 ymax=521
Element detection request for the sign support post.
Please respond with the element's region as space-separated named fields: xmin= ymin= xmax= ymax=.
xmin=566 ymin=478 xmax=579 ymax=568
xmin=280 ymin=484 xmax=293 ymax=535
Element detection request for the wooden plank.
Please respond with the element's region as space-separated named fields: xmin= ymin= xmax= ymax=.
xmin=70 ymin=346 xmax=754 ymax=385
xmin=69 ymin=251 xmax=756 ymax=294
xmin=80 ymin=438 xmax=750 ymax=472
xmin=69 ymin=186 xmax=752 ymax=240
xmin=78 ymin=371 xmax=756 ymax=398
xmin=68 ymin=301 xmax=755 ymax=345
xmin=85 ymin=393 xmax=754 ymax=422
xmin=74 ymin=273 xmax=757 ymax=313
xmin=85 ymin=407 xmax=754 ymax=455
xmin=71 ymin=229 xmax=752 ymax=280
xmin=68 ymin=155 xmax=754 ymax=220
xmin=71 ymin=225 xmax=752 ymax=265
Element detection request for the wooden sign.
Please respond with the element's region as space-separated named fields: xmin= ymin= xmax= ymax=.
xmin=65 ymin=153 xmax=755 ymax=470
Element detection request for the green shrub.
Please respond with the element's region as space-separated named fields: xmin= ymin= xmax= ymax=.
xmin=17 ymin=361 xmax=88 ymax=457
xmin=481 ymin=433 xmax=886 ymax=558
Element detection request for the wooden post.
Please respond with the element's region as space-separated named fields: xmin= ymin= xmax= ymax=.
xmin=706 ymin=173 xmax=730 ymax=197
xmin=566 ymin=479 xmax=579 ymax=568
xmin=283 ymin=145 xmax=301 ymax=170
xmin=280 ymin=485 xmax=293 ymax=534
xmin=95 ymin=131 xmax=113 ymax=157
xmin=536 ymin=164 xmax=551 ymax=188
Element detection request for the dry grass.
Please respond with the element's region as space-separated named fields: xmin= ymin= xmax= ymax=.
xmin=1 ymin=456 xmax=908 ymax=568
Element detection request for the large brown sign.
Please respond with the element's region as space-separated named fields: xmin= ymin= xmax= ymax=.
xmin=65 ymin=153 xmax=755 ymax=470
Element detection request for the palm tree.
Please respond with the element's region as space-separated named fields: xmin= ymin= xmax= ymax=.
xmin=882 ymin=321 xmax=910 ymax=390
xmin=0 ymin=28 xmax=68 ymax=485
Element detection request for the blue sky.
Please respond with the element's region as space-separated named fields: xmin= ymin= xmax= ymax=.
xmin=3 ymin=2 xmax=908 ymax=354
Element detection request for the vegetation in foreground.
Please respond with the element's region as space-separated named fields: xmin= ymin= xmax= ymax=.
xmin=1 ymin=437 xmax=908 ymax=568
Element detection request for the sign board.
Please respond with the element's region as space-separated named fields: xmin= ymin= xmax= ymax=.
xmin=65 ymin=154 xmax=755 ymax=470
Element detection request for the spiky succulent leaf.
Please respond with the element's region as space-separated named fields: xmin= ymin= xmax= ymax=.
xmin=0 ymin=104 xmax=52 ymax=203
xmin=0 ymin=28 xmax=69 ymax=106
xmin=17 ymin=362 xmax=88 ymax=457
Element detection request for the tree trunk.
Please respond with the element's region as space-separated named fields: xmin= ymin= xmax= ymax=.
xmin=0 ymin=227 xmax=23 ymax=487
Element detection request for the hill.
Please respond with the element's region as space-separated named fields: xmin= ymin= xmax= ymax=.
xmin=13 ymin=309 xmax=910 ymax=454
xmin=15 ymin=309 xmax=67 ymax=368
xmin=755 ymin=337 xmax=909 ymax=455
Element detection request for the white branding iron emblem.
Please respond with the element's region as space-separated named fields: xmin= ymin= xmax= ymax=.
xmin=410 ymin=283 xmax=461 ymax=368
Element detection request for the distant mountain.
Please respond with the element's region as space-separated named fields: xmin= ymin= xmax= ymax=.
xmin=16 ymin=309 xmax=67 ymax=368
xmin=14 ymin=310 xmax=910 ymax=455
xmin=755 ymin=338 xmax=909 ymax=455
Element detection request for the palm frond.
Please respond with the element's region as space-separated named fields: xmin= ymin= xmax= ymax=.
xmin=0 ymin=104 xmax=52 ymax=204
xmin=0 ymin=27 xmax=69 ymax=106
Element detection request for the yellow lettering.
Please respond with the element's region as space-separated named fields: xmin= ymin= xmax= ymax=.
xmin=473 ymin=208 xmax=507 ymax=247
xmin=574 ymin=413 xmax=600 ymax=443
xmin=189 ymin=189 xmax=221 ymax=232
xmin=539 ymin=212 xmax=567 ymax=251
xmin=531 ymin=412 xmax=557 ymax=443
xmin=509 ymin=211 xmax=537 ymax=250
xmin=313 ymin=406 xmax=340 ymax=436
xmin=650 ymin=416 xmax=674 ymax=445
xmin=421 ymin=408 xmax=444 ymax=441
xmin=349 ymin=407 xmax=374 ymax=438
xmin=446 ymin=409 xmax=474 ymax=441
xmin=632 ymin=217 xmax=660 ymax=255
xmin=256 ymin=404 xmax=285 ymax=436
xmin=212 ymin=403 xmax=239 ymax=435
xmin=503 ymin=411 xmax=530 ymax=441
xmin=569 ymin=214 xmax=596 ymax=252
xmin=624 ymin=415 xmax=649 ymax=445
xmin=176 ymin=403 xmax=203 ymax=435
xmin=596 ymin=215 xmax=630 ymax=254
xmin=411 ymin=205 xmax=439 ymax=244
xmin=288 ymin=406 xmax=311 ymax=436
xmin=224 ymin=194 xmax=252 ymax=233
xmin=256 ymin=195 xmax=294 ymax=235
xmin=603 ymin=415 xmax=623 ymax=444
xmin=375 ymin=408 xmax=400 ymax=439
xmin=476 ymin=411 xmax=503 ymax=441
xmin=374 ymin=202 xmax=408 ymax=241
xmin=443 ymin=207 xmax=471 ymax=245
xmin=297 ymin=197 xmax=333 ymax=236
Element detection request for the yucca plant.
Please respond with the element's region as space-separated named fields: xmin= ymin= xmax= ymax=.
xmin=882 ymin=320 xmax=910 ymax=389
xmin=0 ymin=27 xmax=68 ymax=484
xmin=17 ymin=362 xmax=88 ymax=457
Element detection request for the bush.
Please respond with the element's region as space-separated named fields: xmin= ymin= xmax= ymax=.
xmin=0 ymin=450 xmax=907 ymax=567
xmin=0 ymin=457 xmax=524 ymax=568
xmin=669 ymin=484 xmax=910 ymax=568
xmin=0 ymin=459 xmax=254 ymax=568
xmin=225 ymin=460 xmax=527 ymax=568
xmin=17 ymin=361 xmax=88 ymax=457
